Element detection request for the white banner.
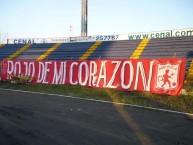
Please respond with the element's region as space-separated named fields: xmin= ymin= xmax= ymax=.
xmin=7 ymin=37 xmax=70 ymax=44
xmin=127 ymin=28 xmax=193 ymax=40
xmin=6 ymin=28 xmax=193 ymax=44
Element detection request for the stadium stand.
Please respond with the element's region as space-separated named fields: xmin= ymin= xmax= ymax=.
xmin=7 ymin=44 xmax=32 ymax=60
xmin=0 ymin=44 xmax=26 ymax=60
xmin=1 ymin=37 xmax=192 ymax=61
xmin=87 ymin=40 xmax=141 ymax=60
xmin=36 ymin=43 xmax=62 ymax=60
xmin=140 ymin=36 xmax=193 ymax=59
xmin=15 ymin=43 xmax=56 ymax=60
xmin=46 ymin=41 xmax=96 ymax=60
xmin=130 ymin=38 xmax=150 ymax=59
xmin=79 ymin=41 xmax=102 ymax=60
xmin=138 ymin=36 xmax=193 ymax=83
xmin=0 ymin=44 xmax=5 ymax=48
xmin=0 ymin=36 xmax=192 ymax=82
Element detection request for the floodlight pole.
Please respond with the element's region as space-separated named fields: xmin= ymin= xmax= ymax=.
xmin=69 ymin=25 xmax=73 ymax=37
xmin=81 ymin=0 xmax=88 ymax=37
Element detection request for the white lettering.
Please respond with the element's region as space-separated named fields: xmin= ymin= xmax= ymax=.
xmin=37 ymin=62 xmax=44 ymax=83
xmin=121 ymin=61 xmax=134 ymax=89
xmin=134 ymin=61 xmax=154 ymax=91
xmin=24 ymin=62 xmax=28 ymax=75
xmin=89 ymin=61 xmax=97 ymax=86
xmin=42 ymin=61 xmax=52 ymax=83
xmin=7 ymin=61 xmax=14 ymax=79
xmin=78 ymin=62 xmax=89 ymax=86
xmin=106 ymin=61 xmax=121 ymax=88
xmin=28 ymin=62 xmax=35 ymax=78
xmin=15 ymin=62 xmax=21 ymax=76
xmin=96 ymin=61 xmax=107 ymax=87
xmin=69 ymin=62 xmax=78 ymax=85
xmin=52 ymin=61 xmax=66 ymax=84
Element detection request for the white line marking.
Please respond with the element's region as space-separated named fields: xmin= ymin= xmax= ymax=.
xmin=0 ymin=88 xmax=193 ymax=116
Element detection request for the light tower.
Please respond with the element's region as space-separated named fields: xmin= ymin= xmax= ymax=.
xmin=69 ymin=25 xmax=73 ymax=37
xmin=81 ymin=0 xmax=88 ymax=37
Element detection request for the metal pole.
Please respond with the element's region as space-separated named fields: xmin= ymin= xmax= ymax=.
xmin=69 ymin=25 xmax=72 ymax=37
xmin=81 ymin=0 xmax=87 ymax=37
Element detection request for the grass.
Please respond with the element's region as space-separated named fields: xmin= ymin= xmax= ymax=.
xmin=0 ymin=81 xmax=193 ymax=114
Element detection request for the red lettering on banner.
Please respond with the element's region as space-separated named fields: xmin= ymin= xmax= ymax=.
xmin=0 ymin=58 xmax=186 ymax=96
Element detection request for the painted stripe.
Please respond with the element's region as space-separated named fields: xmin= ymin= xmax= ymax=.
xmin=130 ymin=38 xmax=150 ymax=59
xmin=79 ymin=41 xmax=102 ymax=60
xmin=0 ymin=88 xmax=192 ymax=116
xmin=6 ymin=43 xmax=32 ymax=60
xmin=36 ymin=43 xmax=62 ymax=60
xmin=0 ymin=44 xmax=5 ymax=48
xmin=185 ymin=59 xmax=193 ymax=83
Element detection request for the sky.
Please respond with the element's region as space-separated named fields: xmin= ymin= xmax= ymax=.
xmin=0 ymin=0 xmax=193 ymax=41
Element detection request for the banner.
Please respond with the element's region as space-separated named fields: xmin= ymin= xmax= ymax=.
xmin=7 ymin=37 xmax=70 ymax=44
xmin=1 ymin=58 xmax=186 ymax=96
xmin=6 ymin=28 xmax=193 ymax=44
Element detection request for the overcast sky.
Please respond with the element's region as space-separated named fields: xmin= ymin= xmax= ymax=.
xmin=0 ymin=0 xmax=193 ymax=40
